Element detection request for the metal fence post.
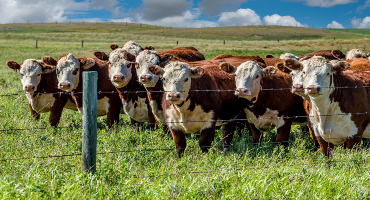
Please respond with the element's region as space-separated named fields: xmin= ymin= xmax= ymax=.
xmin=82 ymin=71 xmax=98 ymax=174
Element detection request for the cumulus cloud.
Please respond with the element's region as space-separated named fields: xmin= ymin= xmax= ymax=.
xmin=0 ymin=0 xmax=122 ymax=24
xmin=351 ymin=17 xmax=370 ymax=28
xmin=198 ymin=0 xmax=248 ymax=17
xmin=139 ymin=0 xmax=193 ymax=21
xmin=217 ymin=8 xmax=262 ymax=26
xmin=357 ymin=0 xmax=370 ymax=14
xmin=263 ymin=14 xmax=307 ymax=27
xmin=327 ymin=21 xmax=344 ymax=28
xmin=287 ymin=0 xmax=357 ymax=7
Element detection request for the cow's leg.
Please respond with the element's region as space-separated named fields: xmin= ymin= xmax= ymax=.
xmin=49 ymin=98 xmax=68 ymax=127
xmin=248 ymin=123 xmax=263 ymax=145
xmin=306 ymin=122 xmax=320 ymax=149
xmin=276 ymin=118 xmax=293 ymax=148
xmin=345 ymin=132 xmax=362 ymax=150
xmin=222 ymin=122 xmax=236 ymax=152
xmin=146 ymin=103 xmax=156 ymax=130
xmin=362 ymin=138 xmax=370 ymax=149
xmin=169 ymin=128 xmax=186 ymax=158
xmin=316 ymin=136 xmax=334 ymax=158
xmin=106 ymin=99 xmax=121 ymax=128
xmin=199 ymin=124 xmax=216 ymax=153
xmin=27 ymin=101 xmax=40 ymax=120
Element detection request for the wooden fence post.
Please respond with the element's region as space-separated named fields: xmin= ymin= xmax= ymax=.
xmin=82 ymin=40 xmax=84 ymax=48
xmin=36 ymin=40 xmax=38 ymax=48
xmin=82 ymin=71 xmax=98 ymax=174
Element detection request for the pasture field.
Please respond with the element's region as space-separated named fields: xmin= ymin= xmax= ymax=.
xmin=0 ymin=23 xmax=370 ymax=199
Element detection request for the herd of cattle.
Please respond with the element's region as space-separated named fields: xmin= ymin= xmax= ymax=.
xmin=6 ymin=40 xmax=370 ymax=158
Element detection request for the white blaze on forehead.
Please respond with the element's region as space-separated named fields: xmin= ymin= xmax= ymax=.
xmin=122 ymin=40 xmax=143 ymax=56
xmin=162 ymin=62 xmax=192 ymax=101
xmin=19 ymin=59 xmax=43 ymax=91
xmin=57 ymin=53 xmax=80 ymax=91
xmin=136 ymin=50 xmax=160 ymax=87
xmin=301 ymin=56 xmax=332 ymax=94
xmin=108 ymin=48 xmax=132 ymax=88
xmin=346 ymin=49 xmax=366 ymax=60
xmin=235 ymin=61 xmax=262 ymax=99
xmin=279 ymin=53 xmax=298 ymax=60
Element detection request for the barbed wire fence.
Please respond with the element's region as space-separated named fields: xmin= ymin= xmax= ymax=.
xmin=1 ymin=76 xmax=370 ymax=172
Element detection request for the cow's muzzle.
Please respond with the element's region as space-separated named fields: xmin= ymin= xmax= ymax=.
xmin=168 ymin=93 xmax=181 ymax=101
xmin=292 ymin=84 xmax=304 ymax=93
xmin=113 ymin=75 xmax=125 ymax=82
xmin=24 ymin=85 xmax=36 ymax=92
xmin=307 ymin=85 xmax=321 ymax=95
xmin=59 ymin=82 xmax=71 ymax=90
xmin=140 ymin=75 xmax=152 ymax=83
xmin=235 ymin=88 xmax=251 ymax=96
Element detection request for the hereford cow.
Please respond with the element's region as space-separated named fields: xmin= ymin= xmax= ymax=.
xmin=93 ymin=48 xmax=157 ymax=128
xmin=6 ymin=59 xmax=77 ymax=127
xmin=332 ymin=49 xmax=367 ymax=60
xmin=280 ymin=53 xmax=298 ymax=60
xmin=94 ymin=41 xmax=155 ymax=61
xmin=147 ymin=61 xmax=249 ymax=158
xmin=220 ymin=61 xmax=307 ymax=148
xmin=282 ymin=56 xmax=370 ymax=156
xmin=157 ymin=46 xmax=205 ymax=62
xmin=298 ymin=50 xmax=344 ymax=61
xmin=41 ymin=53 xmax=123 ymax=127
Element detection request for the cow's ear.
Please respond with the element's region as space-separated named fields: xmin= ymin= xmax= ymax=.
xmin=80 ymin=58 xmax=95 ymax=70
xmin=219 ymin=62 xmax=236 ymax=74
xmin=94 ymin=51 xmax=109 ymax=61
xmin=367 ymin=52 xmax=370 ymax=58
xmin=42 ymin=56 xmax=58 ymax=66
xmin=6 ymin=60 xmax=21 ymax=71
xmin=190 ymin=67 xmax=205 ymax=79
xmin=159 ymin=53 xmax=173 ymax=66
xmin=143 ymin=45 xmax=155 ymax=50
xmin=148 ymin=65 xmax=164 ymax=77
xmin=263 ymin=66 xmax=278 ymax=77
xmin=332 ymin=61 xmax=350 ymax=73
xmin=284 ymin=59 xmax=302 ymax=71
xmin=275 ymin=62 xmax=291 ymax=74
xmin=265 ymin=54 xmax=275 ymax=58
xmin=110 ymin=44 xmax=119 ymax=51
xmin=40 ymin=62 xmax=56 ymax=74
xmin=123 ymin=52 xmax=136 ymax=62
xmin=332 ymin=49 xmax=345 ymax=60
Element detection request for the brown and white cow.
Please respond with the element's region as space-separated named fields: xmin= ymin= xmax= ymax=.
xmin=93 ymin=48 xmax=157 ymax=128
xmin=332 ymin=49 xmax=367 ymax=60
xmin=298 ymin=50 xmax=344 ymax=61
xmin=220 ymin=61 xmax=307 ymax=147
xmin=42 ymin=53 xmax=123 ymax=127
xmin=157 ymin=46 xmax=205 ymax=62
xmin=148 ymin=61 xmax=249 ymax=158
xmin=6 ymin=59 xmax=77 ymax=127
xmin=282 ymin=56 xmax=370 ymax=156
xmin=94 ymin=41 xmax=155 ymax=61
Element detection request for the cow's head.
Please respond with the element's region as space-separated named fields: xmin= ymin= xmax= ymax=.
xmin=122 ymin=40 xmax=155 ymax=56
xmin=6 ymin=59 xmax=54 ymax=93
xmin=126 ymin=50 xmax=172 ymax=88
xmin=220 ymin=61 xmax=276 ymax=100
xmin=148 ymin=62 xmax=204 ymax=104
xmin=42 ymin=53 xmax=95 ymax=92
xmin=345 ymin=49 xmax=367 ymax=60
xmin=279 ymin=53 xmax=298 ymax=60
xmin=105 ymin=48 xmax=134 ymax=88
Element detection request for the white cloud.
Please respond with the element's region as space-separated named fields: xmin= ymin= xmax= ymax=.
xmin=140 ymin=0 xmax=193 ymax=20
xmin=351 ymin=17 xmax=370 ymax=28
xmin=0 ymin=0 xmax=122 ymax=24
xmin=198 ymin=0 xmax=248 ymax=17
xmin=357 ymin=0 xmax=370 ymax=13
xmin=217 ymin=8 xmax=262 ymax=26
xmin=263 ymin=14 xmax=307 ymax=27
xmin=288 ymin=0 xmax=357 ymax=8
xmin=327 ymin=21 xmax=344 ymax=28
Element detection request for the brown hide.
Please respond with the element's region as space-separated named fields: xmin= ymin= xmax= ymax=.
xmin=157 ymin=47 xmax=205 ymax=62
xmin=298 ymin=50 xmax=341 ymax=61
xmin=346 ymin=58 xmax=370 ymax=72
xmin=262 ymin=58 xmax=283 ymax=67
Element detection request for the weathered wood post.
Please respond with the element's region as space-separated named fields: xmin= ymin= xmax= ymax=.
xmin=82 ymin=40 xmax=84 ymax=48
xmin=82 ymin=71 xmax=98 ymax=174
xmin=36 ymin=40 xmax=38 ymax=48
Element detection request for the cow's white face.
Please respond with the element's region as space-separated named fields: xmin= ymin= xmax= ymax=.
xmin=280 ymin=53 xmax=298 ymax=60
xmin=148 ymin=62 xmax=204 ymax=104
xmin=56 ymin=53 xmax=81 ymax=92
xmin=346 ymin=49 xmax=366 ymax=60
xmin=122 ymin=40 xmax=142 ymax=56
xmin=19 ymin=59 xmax=43 ymax=93
xmin=108 ymin=49 xmax=133 ymax=88
xmin=135 ymin=50 xmax=161 ymax=88
xmin=234 ymin=61 xmax=263 ymax=100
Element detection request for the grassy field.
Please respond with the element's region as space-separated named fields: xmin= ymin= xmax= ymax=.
xmin=1 ymin=23 xmax=370 ymax=199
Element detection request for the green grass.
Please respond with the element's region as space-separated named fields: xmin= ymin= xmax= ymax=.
xmin=0 ymin=23 xmax=370 ymax=199
xmin=327 ymin=28 xmax=370 ymax=35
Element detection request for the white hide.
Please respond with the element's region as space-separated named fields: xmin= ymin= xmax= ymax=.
xmin=56 ymin=53 xmax=80 ymax=92
xmin=280 ymin=53 xmax=298 ymax=60
xmin=244 ymin=108 xmax=285 ymax=132
xmin=122 ymin=41 xmax=143 ymax=56
xmin=19 ymin=59 xmax=42 ymax=91
xmin=122 ymin=97 xmax=149 ymax=122
xmin=346 ymin=49 xmax=366 ymax=60
xmin=166 ymin=99 xmax=214 ymax=133
xmin=108 ymin=48 xmax=133 ymax=88
xmin=301 ymin=56 xmax=330 ymax=95
xmin=234 ymin=61 xmax=262 ymax=100
xmin=150 ymin=100 xmax=165 ymax=122
xmin=97 ymin=96 xmax=110 ymax=116
xmin=26 ymin=93 xmax=56 ymax=113
xmin=135 ymin=50 xmax=160 ymax=88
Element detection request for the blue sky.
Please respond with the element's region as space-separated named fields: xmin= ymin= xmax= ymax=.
xmin=1 ymin=0 xmax=370 ymax=29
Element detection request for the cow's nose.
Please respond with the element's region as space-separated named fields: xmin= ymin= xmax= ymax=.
xmin=292 ymin=84 xmax=304 ymax=93
xmin=236 ymin=88 xmax=249 ymax=96
xmin=168 ymin=93 xmax=181 ymax=101
xmin=59 ymin=83 xmax=71 ymax=89
xmin=140 ymin=75 xmax=152 ymax=82
xmin=24 ymin=85 xmax=35 ymax=91
xmin=113 ymin=75 xmax=124 ymax=82
xmin=307 ymin=85 xmax=321 ymax=94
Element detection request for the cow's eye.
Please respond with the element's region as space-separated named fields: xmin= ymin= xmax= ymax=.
xmin=303 ymin=71 xmax=306 ymax=75
xmin=162 ymin=77 xmax=166 ymax=82
xmin=107 ymin=61 xmax=111 ymax=65
xmin=20 ymin=73 xmax=24 ymax=76
xmin=127 ymin=63 xmax=131 ymax=68
xmin=135 ymin=63 xmax=140 ymax=69
xmin=255 ymin=75 xmax=259 ymax=79
xmin=72 ymin=68 xmax=79 ymax=75
xmin=326 ymin=72 xmax=330 ymax=76
xmin=184 ymin=78 xmax=188 ymax=82
xmin=56 ymin=69 xmax=60 ymax=74
xmin=37 ymin=74 xmax=41 ymax=76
